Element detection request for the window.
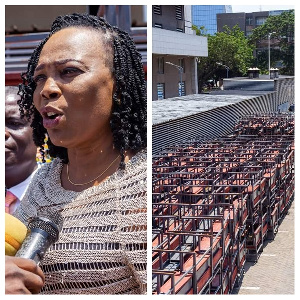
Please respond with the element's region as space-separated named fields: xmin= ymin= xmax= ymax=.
xmin=157 ymin=83 xmax=165 ymax=100
xmin=153 ymin=5 xmax=161 ymax=15
xmin=158 ymin=57 xmax=164 ymax=74
xmin=255 ymin=17 xmax=267 ymax=26
xmin=269 ymin=10 xmax=284 ymax=16
xmin=154 ymin=23 xmax=162 ymax=28
xmin=176 ymin=28 xmax=183 ymax=32
xmin=246 ymin=17 xmax=253 ymax=26
xmin=175 ymin=5 xmax=183 ymax=20
xmin=178 ymin=58 xmax=185 ymax=73
xmin=178 ymin=81 xmax=185 ymax=96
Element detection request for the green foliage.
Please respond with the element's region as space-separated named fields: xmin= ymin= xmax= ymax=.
xmin=249 ymin=10 xmax=294 ymax=75
xmin=191 ymin=24 xmax=208 ymax=36
xmin=195 ymin=25 xmax=254 ymax=92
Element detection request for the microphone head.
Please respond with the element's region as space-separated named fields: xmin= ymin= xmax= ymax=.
xmin=5 ymin=213 xmax=28 ymax=256
xmin=27 ymin=207 xmax=63 ymax=243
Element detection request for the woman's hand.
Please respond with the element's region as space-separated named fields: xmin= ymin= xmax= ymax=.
xmin=5 ymin=256 xmax=45 ymax=294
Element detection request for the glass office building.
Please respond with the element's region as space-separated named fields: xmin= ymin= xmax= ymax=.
xmin=192 ymin=5 xmax=232 ymax=35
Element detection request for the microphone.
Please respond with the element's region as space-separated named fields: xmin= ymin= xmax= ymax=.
xmin=5 ymin=213 xmax=28 ymax=256
xmin=15 ymin=207 xmax=63 ymax=264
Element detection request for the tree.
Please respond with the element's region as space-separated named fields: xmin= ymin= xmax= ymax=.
xmin=195 ymin=25 xmax=254 ymax=92
xmin=249 ymin=10 xmax=294 ymax=75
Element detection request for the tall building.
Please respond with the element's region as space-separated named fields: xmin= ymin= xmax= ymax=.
xmin=191 ymin=5 xmax=232 ymax=35
xmin=152 ymin=5 xmax=208 ymax=100
xmin=217 ymin=10 xmax=291 ymax=61
xmin=217 ymin=9 xmax=291 ymax=37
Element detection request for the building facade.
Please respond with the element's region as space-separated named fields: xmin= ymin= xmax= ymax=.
xmin=192 ymin=5 xmax=232 ymax=35
xmin=217 ymin=10 xmax=289 ymax=63
xmin=217 ymin=9 xmax=288 ymax=37
xmin=218 ymin=10 xmax=272 ymax=37
xmin=152 ymin=5 xmax=208 ymax=100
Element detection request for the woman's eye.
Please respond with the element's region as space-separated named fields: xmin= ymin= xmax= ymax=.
xmin=33 ymin=74 xmax=46 ymax=83
xmin=61 ymin=68 xmax=81 ymax=76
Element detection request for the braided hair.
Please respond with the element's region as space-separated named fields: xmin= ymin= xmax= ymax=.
xmin=18 ymin=13 xmax=147 ymax=168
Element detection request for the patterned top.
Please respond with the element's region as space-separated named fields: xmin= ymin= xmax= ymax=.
xmin=14 ymin=150 xmax=147 ymax=294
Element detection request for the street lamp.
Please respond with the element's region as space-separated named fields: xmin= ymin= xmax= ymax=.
xmin=166 ymin=61 xmax=184 ymax=96
xmin=216 ymin=62 xmax=230 ymax=78
xmin=268 ymin=32 xmax=276 ymax=77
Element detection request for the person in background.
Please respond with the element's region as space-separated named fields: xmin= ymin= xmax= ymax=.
xmin=5 ymin=12 xmax=147 ymax=295
xmin=5 ymin=86 xmax=39 ymax=214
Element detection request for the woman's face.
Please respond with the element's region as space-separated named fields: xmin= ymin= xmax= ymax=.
xmin=33 ymin=27 xmax=115 ymax=149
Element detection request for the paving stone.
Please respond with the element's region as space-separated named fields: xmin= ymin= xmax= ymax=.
xmin=233 ymin=201 xmax=294 ymax=294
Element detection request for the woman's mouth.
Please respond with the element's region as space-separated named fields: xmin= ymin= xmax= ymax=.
xmin=41 ymin=107 xmax=64 ymax=129
xmin=43 ymin=112 xmax=62 ymax=129
xmin=47 ymin=112 xmax=58 ymax=119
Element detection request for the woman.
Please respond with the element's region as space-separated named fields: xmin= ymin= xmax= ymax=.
xmin=5 ymin=13 xmax=147 ymax=294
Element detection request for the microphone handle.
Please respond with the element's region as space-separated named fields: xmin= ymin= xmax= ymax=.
xmin=15 ymin=228 xmax=54 ymax=264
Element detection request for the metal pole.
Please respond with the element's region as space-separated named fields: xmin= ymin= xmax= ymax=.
xmin=268 ymin=33 xmax=271 ymax=76
xmin=180 ymin=68 xmax=183 ymax=96
xmin=166 ymin=62 xmax=184 ymax=97
xmin=216 ymin=62 xmax=230 ymax=79
xmin=268 ymin=32 xmax=276 ymax=77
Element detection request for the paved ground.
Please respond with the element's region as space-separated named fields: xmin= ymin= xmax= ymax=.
xmin=233 ymin=200 xmax=295 ymax=294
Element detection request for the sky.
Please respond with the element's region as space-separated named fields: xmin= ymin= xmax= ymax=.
xmin=231 ymin=5 xmax=295 ymax=13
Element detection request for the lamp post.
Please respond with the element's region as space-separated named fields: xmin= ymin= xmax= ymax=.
xmin=166 ymin=61 xmax=184 ymax=96
xmin=268 ymin=32 xmax=276 ymax=77
xmin=216 ymin=62 xmax=230 ymax=78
